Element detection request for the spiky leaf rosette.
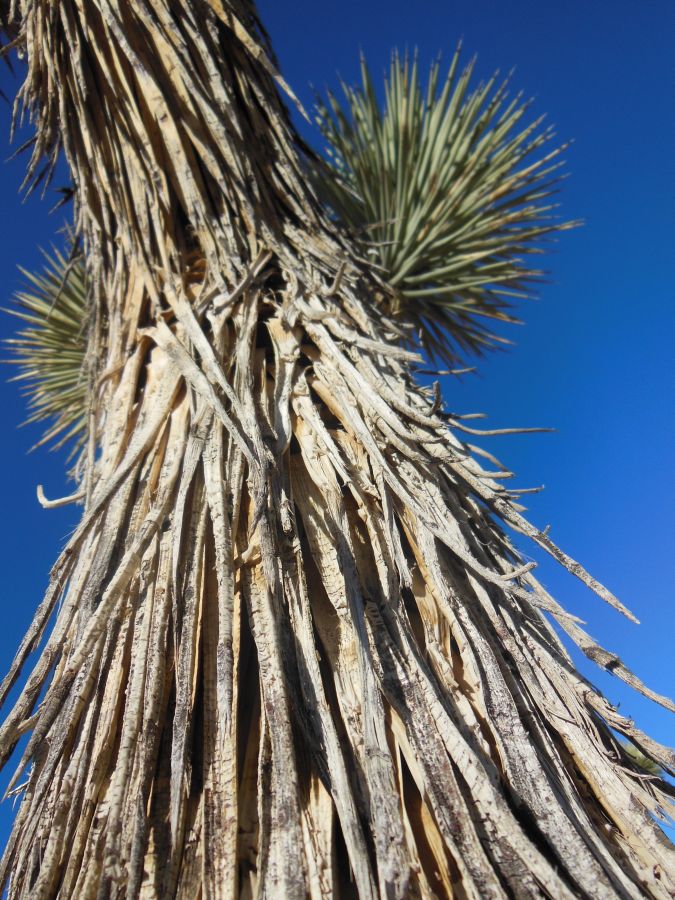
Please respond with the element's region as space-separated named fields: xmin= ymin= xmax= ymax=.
xmin=4 ymin=246 xmax=88 ymax=456
xmin=312 ymin=50 xmax=576 ymax=365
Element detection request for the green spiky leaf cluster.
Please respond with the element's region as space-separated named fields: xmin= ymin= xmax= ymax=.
xmin=5 ymin=48 xmax=575 ymax=453
xmin=310 ymin=49 xmax=576 ymax=364
xmin=622 ymin=742 xmax=663 ymax=777
xmin=4 ymin=247 xmax=88 ymax=453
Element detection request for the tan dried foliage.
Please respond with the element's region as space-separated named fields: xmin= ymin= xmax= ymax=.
xmin=0 ymin=1 xmax=672 ymax=897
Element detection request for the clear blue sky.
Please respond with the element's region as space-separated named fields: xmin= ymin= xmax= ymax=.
xmin=0 ymin=0 xmax=673 ymax=847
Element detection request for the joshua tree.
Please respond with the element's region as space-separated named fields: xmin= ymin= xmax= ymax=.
xmin=0 ymin=2 xmax=673 ymax=898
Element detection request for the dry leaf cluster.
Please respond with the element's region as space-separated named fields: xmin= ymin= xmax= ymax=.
xmin=0 ymin=1 xmax=672 ymax=897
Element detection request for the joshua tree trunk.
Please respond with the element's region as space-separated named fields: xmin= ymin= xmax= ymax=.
xmin=0 ymin=1 xmax=673 ymax=897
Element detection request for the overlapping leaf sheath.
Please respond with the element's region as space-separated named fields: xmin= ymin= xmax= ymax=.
xmin=0 ymin=1 xmax=673 ymax=897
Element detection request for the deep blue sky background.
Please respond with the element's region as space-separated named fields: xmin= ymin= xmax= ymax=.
xmin=0 ymin=0 xmax=673 ymax=848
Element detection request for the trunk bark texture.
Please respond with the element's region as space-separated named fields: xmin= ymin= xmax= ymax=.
xmin=0 ymin=1 xmax=673 ymax=897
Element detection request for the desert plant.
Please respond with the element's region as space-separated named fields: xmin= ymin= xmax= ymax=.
xmin=312 ymin=50 xmax=575 ymax=365
xmin=0 ymin=2 xmax=673 ymax=897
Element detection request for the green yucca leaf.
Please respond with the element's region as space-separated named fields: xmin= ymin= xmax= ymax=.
xmin=310 ymin=48 xmax=578 ymax=365
xmin=622 ymin=742 xmax=663 ymax=777
xmin=3 ymin=246 xmax=88 ymax=454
